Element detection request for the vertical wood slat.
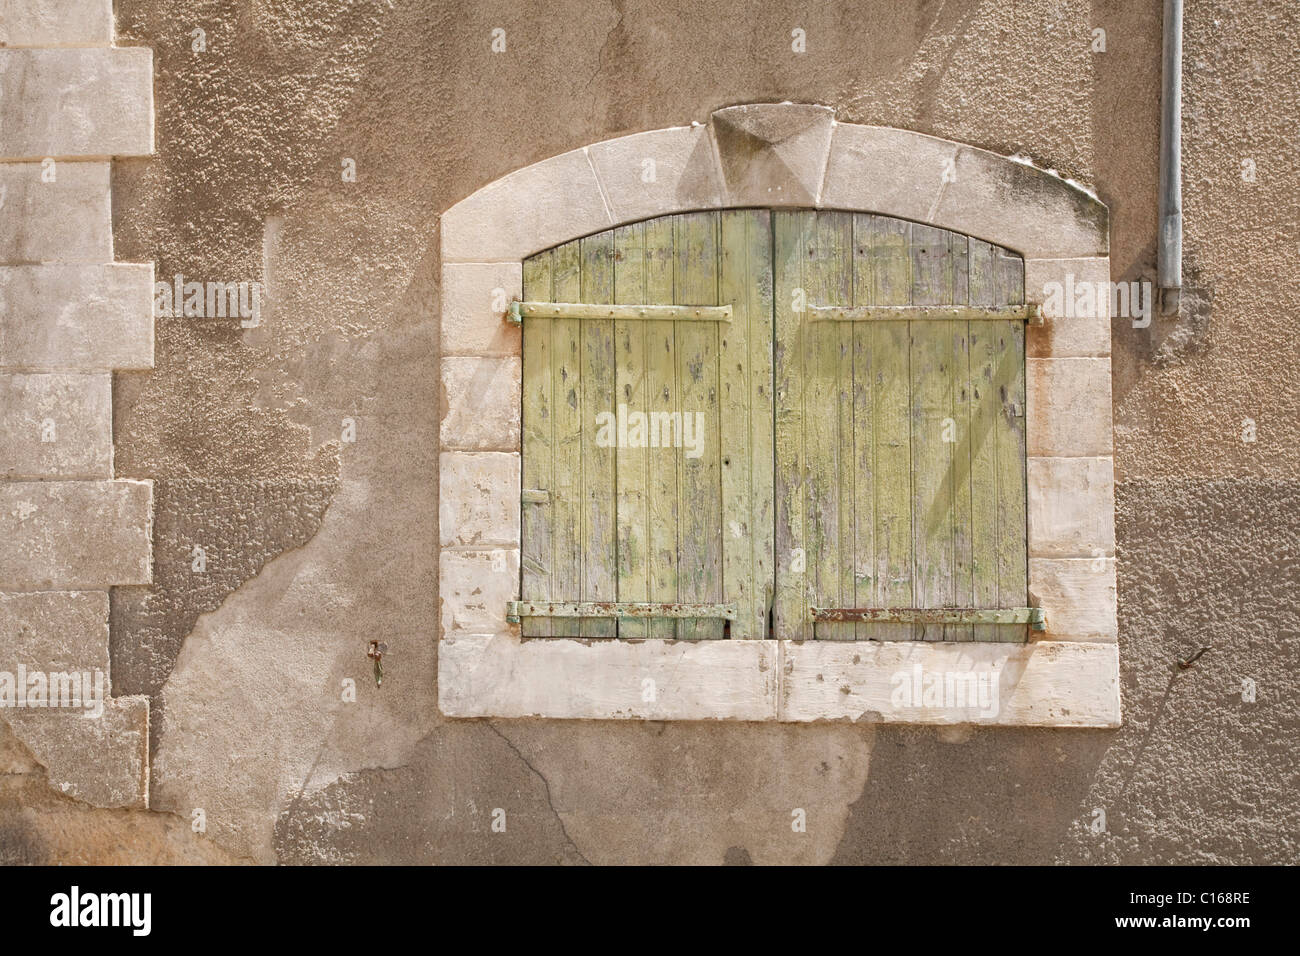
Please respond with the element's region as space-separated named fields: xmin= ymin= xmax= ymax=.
xmin=674 ymin=212 xmax=724 ymax=639
xmin=909 ymin=224 xmax=957 ymax=642
xmin=549 ymin=241 xmax=584 ymax=636
xmin=642 ymin=216 xmax=679 ymax=639
xmin=720 ymin=209 xmax=774 ymax=640
xmin=773 ymin=211 xmax=809 ymax=640
xmin=866 ymin=215 xmax=916 ymax=641
xmin=994 ymin=249 xmax=1028 ymax=642
xmin=579 ymin=235 xmax=617 ymax=638
xmin=521 ymin=251 xmax=554 ymax=637
xmin=614 ymin=222 xmax=650 ymax=638
xmin=968 ymin=238 xmax=1001 ymax=642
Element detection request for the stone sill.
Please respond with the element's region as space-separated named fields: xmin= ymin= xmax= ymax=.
xmin=438 ymin=635 xmax=1120 ymax=727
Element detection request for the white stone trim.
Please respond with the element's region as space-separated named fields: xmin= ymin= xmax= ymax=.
xmin=440 ymin=634 xmax=1118 ymax=727
xmin=437 ymin=103 xmax=1117 ymax=726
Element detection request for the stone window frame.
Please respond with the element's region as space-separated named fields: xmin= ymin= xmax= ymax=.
xmin=438 ymin=104 xmax=1119 ymax=727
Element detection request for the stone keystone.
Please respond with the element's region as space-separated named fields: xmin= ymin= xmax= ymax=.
xmin=710 ymin=103 xmax=835 ymax=206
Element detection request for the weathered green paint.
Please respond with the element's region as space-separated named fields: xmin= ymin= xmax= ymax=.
xmin=522 ymin=209 xmax=1029 ymax=643
xmin=508 ymin=301 xmax=732 ymax=323
xmin=810 ymin=606 xmax=1045 ymax=627
xmin=507 ymin=601 xmax=737 ymax=622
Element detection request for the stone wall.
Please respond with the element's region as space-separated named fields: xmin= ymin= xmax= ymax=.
xmin=0 ymin=0 xmax=155 ymax=808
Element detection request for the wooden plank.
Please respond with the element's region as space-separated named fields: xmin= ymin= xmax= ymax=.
xmin=579 ymin=233 xmax=617 ymax=638
xmin=643 ymin=216 xmax=679 ymax=640
xmin=994 ymin=248 xmax=1029 ymax=642
xmin=810 ymin=606 xmax=1044 ymax=626
xmin=807 ymin=304 xmax=1037 ymax=321
xmin=849 ymin=215 xmax=875 ymax=642
xmin=508 ymin=601 xmax=736 ymax=621
xmin=520 ymin=250 xmax=554 ymax=637
xmin=867 ymin=216 xmax=916 ymax=641
xmin=674 ymin=212 xmax=724 ymax=640
xmin=773 ymin=210 xmax=810 ymax=641
xmin=909 ymin=224 xmax=957 ymax=642
xmin=806 ymin=212 xmax=855 ymax=641
xmin=719 ymin=209 xmax=773 ymax=640
xmin=614 ymin=222 xmax=650 ymax=639
xmin=513 ymin=302 xmax=732 ymax=322
xmin=548 ymin=239 xmax=584 ymax=636
xmin=947 ymin=234 xmax=974 ymax=642
xmin=968 ymin=238 xmax=1001 ymax=642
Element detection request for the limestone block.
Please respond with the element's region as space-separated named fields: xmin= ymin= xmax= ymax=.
xmin=439 ymin=452 xmax=520 ymax=548
xmin=0 ymin=263 xmax=154 ymax=369
xmin=709 ymin=103 xmax=834 ymax=206
xmin=1026 ymin=358 xmax=1113 ymax=457
xmin=0 ymin=590 xmax=109 ymax=672
xmin=1027 ymin=457 xmax=1115 ymax=558
xmin=1029 ymin=558 xmax=1117 ymax=642
xmin=439 ymin=632 xmax=778 ymax=721
xmin=0 ymin=371 xmax=112 ymax=477
xmin=0 ymin=1 xmax=113 ymax=48
xmin=0 ymin=480 xmax=152 ymax=589
xmin=1024 ymin=257 xmax=1113 ymax=357
xmin=440 ymin=261 xmax=521 ymax=355
xmin=441 ymin=147 xmax=611 ymax=262
xmin=439 ymin=548 xmax=519 ymax=637
xmin=0 ymin=48 xmax=152 ymax=159
xmin=2 ymin=695 xmax=148 ymax=808
xmin=439 ymin=355 xmax=520 ymax=450
xmin=0 ymin=162 xmax=111 ymax=263
xmin=587 ymin=125 xmax=724 ymax=224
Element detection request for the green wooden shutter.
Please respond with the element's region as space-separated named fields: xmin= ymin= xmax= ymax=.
xmin=520 ymin=210 xmax=774 ymax=639
xmin=521 ymin=208 xmax=1028 ymax=643
xmin=772 ymin=210 xmax=1028 ymax=642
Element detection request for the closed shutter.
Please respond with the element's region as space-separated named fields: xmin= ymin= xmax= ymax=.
xmin=519 ymin=210 xmax=774 ymax=639
xmin=518 ymin=209 xmax=1030 ymax=642
xmin=772 ymin=210 xmax=1028 ymax=641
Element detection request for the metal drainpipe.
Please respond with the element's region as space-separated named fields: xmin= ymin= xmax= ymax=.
xmin=1159 ymin=0 xmax=1183 ymax=312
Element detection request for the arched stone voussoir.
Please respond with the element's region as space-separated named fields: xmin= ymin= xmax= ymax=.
xmin=440 ymin=146 xmax=614 ymax=263
xmin=821 ymin=123 xmax=1108 ymax=259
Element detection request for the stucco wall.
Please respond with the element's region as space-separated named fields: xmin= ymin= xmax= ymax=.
xmin=3 ymin=0 xmax=1296 ymax=864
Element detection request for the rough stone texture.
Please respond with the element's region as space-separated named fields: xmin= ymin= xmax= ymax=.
xmin=710 ymin=103 xmax=833 ymax=206
xmin=108 ymin=477 xmax=339 ymax=753
xmin=1026 ymin=358 xmax=1113 ymax=458
xmin=0 ymin=479 xmax=152 ymax=589
xmin=0 ymin=264 xmax=154 ymax=370
xmin=0 ymin=590 xmax=110 ymax=673
xmin=1027 ymin=457 xmax=1116 ymax=558
xmin=0 ymin=371 xmax=112 ymax=477
xmin=439 ymin=355 xmax=521 ymax=450
xmin=439 ymin=452 xmax=519 ymax=548
xmin=0 ymin=161 xmax=111 ymax=263
xmin=28 ymin=0 xmax=1289 ymax=864
xmin=2 ymin=695 xmax=149 ymax=808
xmin=0 ymin=48 xmax=153 ymax=159
xmin=586 ymin=125 xmax=724 ymax=224
xmin=0 ymin=1 xmax=114 ymax=48
xmin=440 ymin=261 xmax=521 ymax=356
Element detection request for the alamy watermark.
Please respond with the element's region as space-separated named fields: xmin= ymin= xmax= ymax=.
xmin=594 ymin=403 xmax=705 ymax=459
xmin=0 ymin=666 xmax=105 ymax=718
xmin=890 ymin=662 xmax=1001 ymax=718
xmin=1040 ymin=274 xmax=1153 ymax=328
xmin=154 ymin=273 xmax=263 ymax=327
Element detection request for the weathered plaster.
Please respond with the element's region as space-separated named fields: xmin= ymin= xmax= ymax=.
xmin=39 ymin=0 xmax=1294 ymax=863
